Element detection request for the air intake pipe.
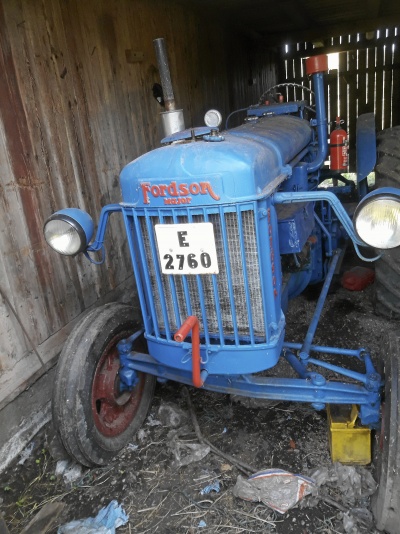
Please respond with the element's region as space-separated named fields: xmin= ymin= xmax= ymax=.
xmin=305 ymin=55 xmax=329 ymax=173
xmin=153 ymin=38 xmax=185 ymax=138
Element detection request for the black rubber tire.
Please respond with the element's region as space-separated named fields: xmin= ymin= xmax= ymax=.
xmin=374 ymin=126 xmax=400 ymax=319
xmin=52 ymin=303 xmax=156 ymax=467
xmin=371 ymin=332 xmax=400 ymax=533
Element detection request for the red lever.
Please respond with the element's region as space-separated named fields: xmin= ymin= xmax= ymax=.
xmin=174 ymin=316 xmax=204 ymax=388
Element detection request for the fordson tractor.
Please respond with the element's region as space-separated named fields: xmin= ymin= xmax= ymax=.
xmin=44 ymin=39 xmax=400 ymax=531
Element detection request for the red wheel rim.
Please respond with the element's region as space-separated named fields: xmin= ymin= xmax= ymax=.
xmin=91 ymin=333 xmax=145 ymax=437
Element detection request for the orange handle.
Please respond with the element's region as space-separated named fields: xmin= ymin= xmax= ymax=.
xmin=174 ymin=316 xmax=204 ymax=388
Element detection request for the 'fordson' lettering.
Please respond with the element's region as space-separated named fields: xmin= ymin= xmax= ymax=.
xmin=140 ymin=181 xmax=220 ymax=204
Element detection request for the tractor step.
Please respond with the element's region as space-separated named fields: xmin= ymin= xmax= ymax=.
xmin=327 ymin=404 xmax=371 ymax=464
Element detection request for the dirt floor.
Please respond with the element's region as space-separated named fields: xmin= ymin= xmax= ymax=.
xmin=0 ymin=250 xmax=397 ymax=534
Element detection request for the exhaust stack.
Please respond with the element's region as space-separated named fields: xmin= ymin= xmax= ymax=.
xmin=305 ymin=54 xmax=328 ymax=173
xmin=153 ymin=38 xmax=185 ymax=138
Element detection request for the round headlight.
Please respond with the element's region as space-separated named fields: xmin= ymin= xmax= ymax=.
xmin=354 ymin=189 xmax=400 ymax=249
xmin=44 ymin=209 xmax=94 ymax=255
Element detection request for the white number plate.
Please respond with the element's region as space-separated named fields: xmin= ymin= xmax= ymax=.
xmin=155 ymin=222 xmax=219 ymax=275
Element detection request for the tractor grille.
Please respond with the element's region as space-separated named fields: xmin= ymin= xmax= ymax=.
xmin=133 ymin=207 xmax=266 ymax=344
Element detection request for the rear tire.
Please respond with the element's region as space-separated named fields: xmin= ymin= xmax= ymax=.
xmin=373 ymin=126 xmax=400 ymax=319
xmin=52 ymin=303 xmax=156 ymax=467
xmin=371 ymin=332 xmax=400 ymax=533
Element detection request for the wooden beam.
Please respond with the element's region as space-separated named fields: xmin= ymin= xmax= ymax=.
xmin=283 ymin=33 xmax=400 ymax=59
xmin=262 ymin=16 xmax=400 ymax=48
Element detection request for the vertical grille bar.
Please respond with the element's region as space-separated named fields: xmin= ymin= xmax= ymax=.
xmin=208 ymin=212 xmax=231 ymax=344
xmin=158 ymin=212 xmax=182 ymax=331
xmin=237 ymin=206 xmax=255 ymax=344
xmin=145 ymin=212 xmax=174 ymax=339
xmin=218 ymin=205 xmax=240 ymax=345
xmin=131 ymin=211 xmax=161 ymax=338
xmin=253 ymin=206 xmax=270 ymax=339
xmin=121 ymin=210 xmax=153 ymax=334
xmin=204 ymin=212 xmax=224 ymax=345
xmin=243 ymin=208 xmax=266 ymax=337
xmin=195 ymin=274 xmax=210 ymax=344
xmin=138 ymin=211 xmax=174 ymax=339
xmin=166 ymin=274 xmax=182 ymax=331
xmin=136 ymin=213 xmax=162 ymax=332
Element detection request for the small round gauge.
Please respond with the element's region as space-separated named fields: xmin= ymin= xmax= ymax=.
xmin=204 ymin=109 xmax=222 ymax=128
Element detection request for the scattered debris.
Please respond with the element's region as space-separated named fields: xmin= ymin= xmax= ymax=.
xmin=18 ymin=442 xmax=35 ymax=465
xmin=145 ymin=414 xmax=162 ymax=427
xmin=137 ymin=428 xmax=149 ymax=442
xmin=302 ymin=463 xmax=377 ymax=530
xmin=62 ymin=462 xmax=83 ymax=485
xmin=310 ymin=463 xmax=377 ymax=505
xmin=220 ymin=463 xmax=233 ymax=472
xmin=342 ymin=507 xmax=375 ymax=533
xmin=198 ymin=519 xmax=207 ymax=528
xmin=126 ymin=443 xmax=139 ymax=451
xmin=158 ymin=401 xmax=188 ymax=428
xmin=168 ymin=426 xmax=210 ymax=468
xmin=58 ymin=500 xmax=128 ymax=533
xmin=200 ymin=480 xmax=220 ymax=495
xmin=343 ymin=511 xmax=356 ymax=533
xmin=233 ymin=468 xmax=315 ymax=514
xmin=55 ymin=460 xmax=69 ymax=477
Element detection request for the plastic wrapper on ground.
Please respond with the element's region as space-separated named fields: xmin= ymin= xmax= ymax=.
xmin=167 ymin=425 xmax=211 ymax=468
xmin=233 ymin=468 xmax=315 ymax=514
xmin=310 ymin=463 xmax=377 ymax=505
xmin=57 ymin=500 xmax=128 ymax=534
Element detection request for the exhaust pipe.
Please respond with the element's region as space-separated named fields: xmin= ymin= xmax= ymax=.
xmin=153 ymin=38 xmax=185 ymax=137
xmin=305 ymin=55 xmax=328 ymax=173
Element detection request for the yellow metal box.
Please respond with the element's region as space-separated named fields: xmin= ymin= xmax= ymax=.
xmin=327 ymin=404 xmax=371 ymax=465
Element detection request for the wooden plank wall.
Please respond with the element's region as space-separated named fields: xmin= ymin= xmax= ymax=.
xmin=226 ymin=40 xmax=277 ymax=127
xmin=281 ymin=27 xmax=399 ymax=169
xmin=0 ymin=0 xmax=277 ymax=407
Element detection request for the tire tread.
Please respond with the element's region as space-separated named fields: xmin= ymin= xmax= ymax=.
xmin=373 ymin=127 xmax=400 ymax=319
xmin=52 ymin=303 xmax=155 ymax=466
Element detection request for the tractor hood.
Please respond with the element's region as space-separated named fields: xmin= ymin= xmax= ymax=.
xmin=120 ymin=115 xmax=312 ymax=207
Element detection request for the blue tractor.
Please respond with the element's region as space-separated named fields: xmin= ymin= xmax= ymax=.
xmin=44 ymin=38 xmax=400 ymax=532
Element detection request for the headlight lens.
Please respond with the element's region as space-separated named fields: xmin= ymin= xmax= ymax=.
xmin=44 ymin=209 xmax=94 ymax=255
xmin=354 ymin=192 xmax=400 ymax=249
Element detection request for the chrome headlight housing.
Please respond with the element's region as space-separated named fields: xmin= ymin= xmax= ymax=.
xmin=44 ymin=208 xmax=94 ymax=255
xmin=354 ymin=188 xmax=400 ymax=249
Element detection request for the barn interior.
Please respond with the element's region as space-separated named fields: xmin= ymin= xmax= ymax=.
xmin=0 ymin=0 xmax=399 ymax=486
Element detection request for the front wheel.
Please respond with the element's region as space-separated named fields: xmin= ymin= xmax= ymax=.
xmin=371 ymin=332 xmax=400 ymax=532
xmin=52 ymin=303 xmax=156 ymax=467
